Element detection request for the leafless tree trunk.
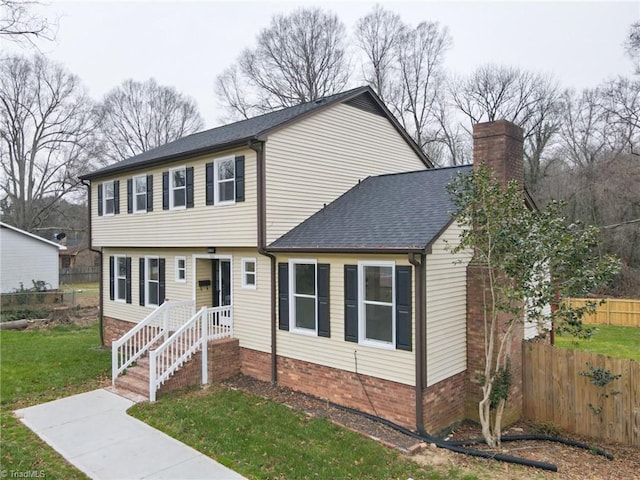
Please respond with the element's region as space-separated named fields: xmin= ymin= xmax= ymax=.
xmin=354 ymin=5 xmax=404 ymax=104
xmin=0 ymin=54 xmax=95 ymax=232
xmin=95 ymin=78 xmax=203 ymax=164
xmin=216 ymin=7 xmax=349 ymax=120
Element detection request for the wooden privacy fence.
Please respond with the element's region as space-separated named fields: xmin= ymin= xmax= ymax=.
xmin=59 ymin=266 xmax=100 ymax=284
xmin=523 ymin=341 xmax=640 ymax=447
xmin=566 ymin=298 xmax=640 ymax=327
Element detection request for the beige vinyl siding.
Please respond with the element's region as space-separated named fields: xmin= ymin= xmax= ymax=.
xmin=425 ymin=223 xmax=472 ymax=386
xmin=264 ymin=103 xmax=427 ymax=243
xmin=276 ymin=253 xmax=415 ymax=386
xmin=91 ymin=147 xmax=257 ymax=248
xmin=102 ymin=247 xmax=272 ymax=353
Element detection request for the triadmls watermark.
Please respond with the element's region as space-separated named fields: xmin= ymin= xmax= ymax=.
xmin=0 ymin=470 xmax=45 ymax=479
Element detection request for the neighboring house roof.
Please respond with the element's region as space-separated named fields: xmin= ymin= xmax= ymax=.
xmin=269 ymin=165 xmax=472 ymax=252
xmin=80 ymin=86 xmax=431 ymax=180
xmin=0 ymin=222 xmax=67 ymax=250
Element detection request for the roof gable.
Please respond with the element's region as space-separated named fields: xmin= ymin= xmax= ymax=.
xmin=268 ymin=165 xmax=472 ymax=252
xmin=81 ymin=86 xmax=431 ymax=180
xmin=0 ymin=222 xmax=66 ymax=250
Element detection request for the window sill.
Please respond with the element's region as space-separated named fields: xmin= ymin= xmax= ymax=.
xmin=169 ymin=206 xmax=186 ymax=211
xmin=241 ymin=284 xmax=256 ymax=290
xmin=359 ymin=339 xmax=396 ymax=350
xmin=289 ymin=327 xmax=318 ymax=337
xmin=214 ymin=200 xmax=236 ymax=207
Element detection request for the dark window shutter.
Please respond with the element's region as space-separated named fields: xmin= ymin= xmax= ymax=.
xmin=395 ymin=266 xmax=412 ymax=351
xmin=162 ymin=171 xmax=169 ymax=210
xmin=159 ymin=258 xmax=166 ymax=305
xmin=127 ymin=179 xmax=133 ymax=214
xmin=205 ymin=162 xmax=214 ymax=205
xmin=114 ymin=180 xmax=120 ymax=214
xmin=139 ymin=258 xmax=145 ymax=306
xmin=109 ymin=256 xmax=115 ymax=300
xmin=146 ymin=175 xmax=153 ymax=212
xmin=317 ymin=264 xmax=330 ymax=337
xmin=125 ymin=257 xmax=132 ymax=304
xmin=278 ymin=262 xmax=289 ymax=330
xmin=186 ymin=167 xmax=194 ymax=208
xmin=235 ymin=155 xmax=245 ymax=202
xmin=344 ymin=265 xmax=358 ymax=342
xmin=97 ymin=184 xmax=103 ymax=216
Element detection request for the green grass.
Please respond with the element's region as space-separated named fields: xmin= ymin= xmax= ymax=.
xmin=0 ymin=323 xmax=110 ymax=478
xmin=130 ymin=388 xmax=476 ymax=480
xmin=555 ymin=324 xmax=640 ymax=361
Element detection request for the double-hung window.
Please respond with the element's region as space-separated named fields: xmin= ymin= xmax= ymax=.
xmin=241 ymin=258 xmax=256 ymax=289
xmin=290 ymin=260 xmax=317 ymax=333
xmin=115 ymin=256 xmax=127 ymax=302
xmin=134 ymin=175 xmax=147 ymax=213
xmin=103 ymin=181 xmax=115 ymax=216
xmin=360 ymin=262 xmax=395 ymax=346
xmin=146 ymin=257 xmax=160 ymax=306
xmin=215 ymin=156 xmax=235 ymax=205
xmin=175 ymin=256 xmax=186 ymax=283
xmin=170 ymin=167 xmax=186 ymax=209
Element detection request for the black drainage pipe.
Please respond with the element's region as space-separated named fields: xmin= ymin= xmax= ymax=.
xmin=294 ymin=390 xmax=613 ymax=472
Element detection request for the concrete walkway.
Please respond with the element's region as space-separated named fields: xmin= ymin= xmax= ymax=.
xmin=15 ymin=389 xmax=245 ymax=480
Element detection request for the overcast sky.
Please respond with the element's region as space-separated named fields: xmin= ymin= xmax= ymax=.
xmin=3 ymin=1 xmax=638 ymax=128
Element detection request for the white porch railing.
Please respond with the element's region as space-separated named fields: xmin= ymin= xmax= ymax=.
xmin=111 ymin=300 xmax=195 ymax=384
xmin=149 ymin=305 xmax=233 ymax=402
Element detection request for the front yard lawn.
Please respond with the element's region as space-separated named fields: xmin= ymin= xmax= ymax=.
xmin=130 ymin=388 xmax=475 ymax=480
xmin=555 ymin=324 xmax=640 ymax=361
xmin=0 ymin=323 xmax=110 ymax=478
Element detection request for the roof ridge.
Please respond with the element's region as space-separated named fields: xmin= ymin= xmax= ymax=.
xmin=371 ymin=163 xmax=471 ymax=180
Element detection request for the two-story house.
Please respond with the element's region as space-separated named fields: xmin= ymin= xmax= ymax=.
xmin=81 ymin=86 xmax=528 ymax=434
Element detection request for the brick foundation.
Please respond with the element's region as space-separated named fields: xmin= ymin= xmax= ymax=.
xmin=103 ymin=316 xmax=136 ymax=346
xmin=160 ymin=338 xmax=240 ymax=396
xmin=422 ymin=371 xmax=466 ymax=435
xmin=240 ymin=348 xmax=416 ymax=428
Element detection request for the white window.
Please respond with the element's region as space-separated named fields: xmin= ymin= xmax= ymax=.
xmin=170 ymin=167 xmax=186 ymax=209
xmin=289 ymin=259 xmax=317 ymax=333
xmin=114 ymin=256 xmax=127 ymax=302
xmin=103 ymin=181 xmax=115 ymax=216
xmin=241 ymin=258 xmax=256 ymax=289
xmin=146 ymin=256 xmax=160 ymax=307
xmin=175 ymin=256 xmax=186 ymax=283
xmin=133 ymin=175 xmax=147 ymax=213
xmin=359 ymin=262 xmax=395 ymax=347
xmin=214 ymin=156 xmax=235 ymax=205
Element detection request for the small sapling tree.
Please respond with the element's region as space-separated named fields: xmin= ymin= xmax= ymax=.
xmin=448 ymin=164 xmax=619 ymax=448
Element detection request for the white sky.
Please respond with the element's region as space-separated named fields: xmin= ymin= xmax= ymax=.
xmin=3 ymin=0 xmax=639 ymax=128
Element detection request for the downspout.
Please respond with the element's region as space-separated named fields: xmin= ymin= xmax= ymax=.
xmin=82 ymin=179 xmax=104 ymax=346
xmin=408 ymin=252 xmax=426 ymax=432
xmin=250 ymin=140 xmax=278 ymax=386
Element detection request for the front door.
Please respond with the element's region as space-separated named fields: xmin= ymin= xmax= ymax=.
xmin=212 ymin=259 xmax=231 ymax=307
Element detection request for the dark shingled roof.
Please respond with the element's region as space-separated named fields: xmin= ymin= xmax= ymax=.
xmin=269 ymin=165 xmax=472 ymax=252
xmin=81 ymin=86 xmax=429 ymax=179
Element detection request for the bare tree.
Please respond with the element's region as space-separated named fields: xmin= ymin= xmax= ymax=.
xmin=0 ymin=0 xmax=54 ymax=44
xmin=216 ymin=7 xmax=350 ymax=119
xmin=625 ymin=21 xmax=640 ymax=74
xmin=0 ymin=55 xmax=95 ymax=232
xmin=354 ymin=5 xmax=404 ymax=103
xmin=95 ymin=78 xmax=203 ymax=164
xmin=450 ymin=64 xmax=562 ymax=190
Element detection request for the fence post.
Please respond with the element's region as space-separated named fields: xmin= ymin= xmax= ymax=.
xmin=149 ymin=352 xmax=157 ymax=402
xmin=72 ymin=289 xmax=76 ymax=308
xmin=112 ymin=344 xmax=118 ymax=386
xmin=201 ymin=309 xmax=208 ymax=385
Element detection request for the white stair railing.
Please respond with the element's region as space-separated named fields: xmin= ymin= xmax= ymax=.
xmin=112 ymin=300 xmax=195 ymax=384
xmin=149 ymin=305 xmax=233 ymax=401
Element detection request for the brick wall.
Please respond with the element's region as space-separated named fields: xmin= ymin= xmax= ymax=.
xmin=103 ymin=316 xmax=135 ymax=346
xmin=160 ymin=338 xmax=240 ymax=395
xmin=240 ymin=348 xmax=416 ymax=428
xmin=422 ymin=371 xmax=466 ymax=435
xmin=472 ymin=120 xmax=524 ymax=186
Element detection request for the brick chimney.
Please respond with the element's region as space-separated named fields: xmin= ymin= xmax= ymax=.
xmin=472 ymin=120 xmax=524 ymax=186
xmin=465 ymin=119 xmax=525 ymax=425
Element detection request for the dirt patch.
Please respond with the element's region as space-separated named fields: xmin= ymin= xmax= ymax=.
xmin=23 ymin=306 xmax=99 ymax=330
xmin=224 ymin=375 xmax=640 ymax=480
